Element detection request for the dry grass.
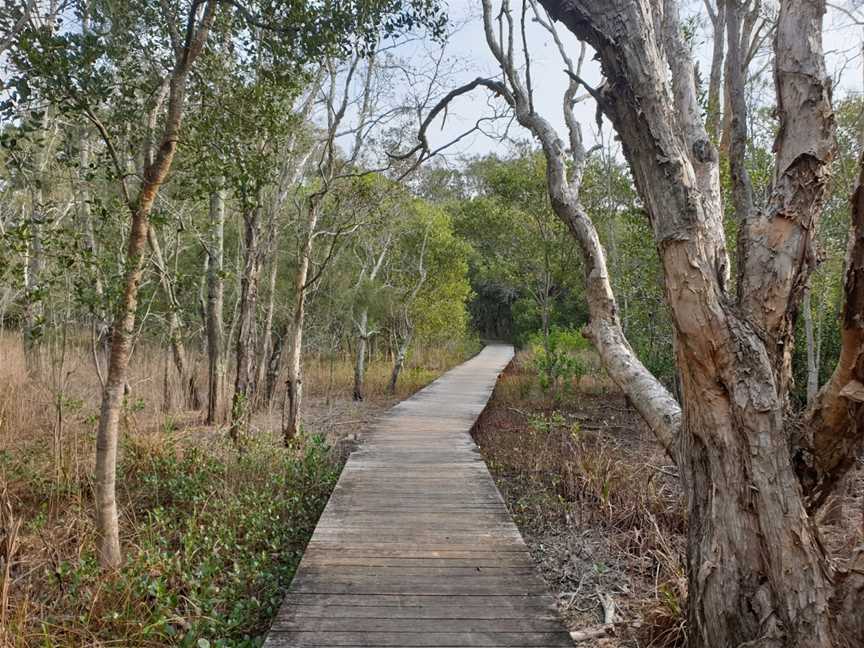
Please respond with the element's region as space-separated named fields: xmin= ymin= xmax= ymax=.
xmin=303 ymin=344 xmax=467 ymax=404
xmin=474 ymin=351 xmax=688 ymax=648
xmin=475 ymin=351 xmax=864 ymax=648
xmin=0 ymin=330 xmax=470 ymax=647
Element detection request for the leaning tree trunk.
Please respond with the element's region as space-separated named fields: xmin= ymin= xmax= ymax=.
xmin=388 ymin=329 xmax=412 ymax=395
xmin=95 ymin=197 xmax=151 ymax=569
xmin=94 ymin=2 xmax=214 ymax=568
xmin=537 ymin=1 xmax=838 ymax=645
xmin=206 ymin=186 xmax=226 ymax=424
xmin=95 ymin=133 xmax=192 ymax=567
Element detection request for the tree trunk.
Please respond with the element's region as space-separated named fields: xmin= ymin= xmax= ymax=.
xmin=726 ymin=0 xmax=757 ymax=293
xmin=352 ymin=237 xmax=390 ymax=401
xmin=388 ymin=329 xmax=412 ymax=395
xmin=282 ymin=200 xmax=319 ymax=443
xmin=96 ymin=176 xmax=175 ymax=567
xmin=536 ymin=1 xmax=838 ymax=645
xmin=94 ymin=2 xmax=214 ymax=568
xmin=283 ymin=291 xmax=306 ymax=443
xmin=353 ymin=309 xmax=369 ymax=401
xmin=206 ymin=186 xmax=226 ymax=424
xmin=255 ymin=252 xmax=278 ymax=407
xmin=265 ymin=321 xmax=287 ymax=406
xmin=230 ymin=200 xmax=263 ymax=439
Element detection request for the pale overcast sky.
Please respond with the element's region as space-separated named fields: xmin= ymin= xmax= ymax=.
xmin=391 ymin=0 xmax=864 ymax=162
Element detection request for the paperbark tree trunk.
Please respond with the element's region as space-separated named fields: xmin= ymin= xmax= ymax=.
xmin=388 ymin=329 xmax=412 ymax=395
xmin=94 ymin=2 xmax=215 ymax=568
xmin=256 ymin=259 xmax=278 ymax=405
xmin=282 ymin=200 xmax=319 ymax=443
xmin=206 ymin=186 xmax=226 ymax=424
xmin=536 ymin=1 xmax=840 ymax=645
xmin=352 ymin=239 xmax=389 ymax=401
xmin=283 ymin=267 xmax=308 ymax=443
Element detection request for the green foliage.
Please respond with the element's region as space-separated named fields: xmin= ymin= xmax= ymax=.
xmin=452 ymin=148 xmax=585 ymax=344
xmin=40 ymin=434 xmax=339 ymax=647
xmin=528 ymin=327 xmax=589 ymax=393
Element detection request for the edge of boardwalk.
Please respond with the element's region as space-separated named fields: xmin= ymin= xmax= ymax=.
xmin=262 ymin=343 xmax=575 ymax=648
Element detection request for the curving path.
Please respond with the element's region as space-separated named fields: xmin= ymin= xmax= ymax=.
xmin=263 ymin=343 xmax=573 ymax=647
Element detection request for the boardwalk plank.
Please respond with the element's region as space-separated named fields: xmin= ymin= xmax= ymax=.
xmin=265 ymin=632 xmax=573 ymax=647
xmin=262 ymin=344 xmax=573 ymax=648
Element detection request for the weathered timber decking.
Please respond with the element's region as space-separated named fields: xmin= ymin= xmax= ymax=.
xmin=264 ymin=343 xmax=573 ymax=648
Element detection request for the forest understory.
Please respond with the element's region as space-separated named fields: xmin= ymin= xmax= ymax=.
xmin=474 ymin=352 xmax=864 ymax=648
xmin=0 ymin=332 xmax=466 ymax=647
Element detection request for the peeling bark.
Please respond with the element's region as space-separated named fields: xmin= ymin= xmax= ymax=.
xmin=803 ymin=154 xmax=864 ymax=514
xmin=536 ymin=1 xmax=837 ymax=645
xmin=738 ymin=0 xmax=835 ymax=386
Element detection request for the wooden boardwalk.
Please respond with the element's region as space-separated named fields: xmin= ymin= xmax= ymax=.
xmin=264 ymin=344 xmax=573 ymax=647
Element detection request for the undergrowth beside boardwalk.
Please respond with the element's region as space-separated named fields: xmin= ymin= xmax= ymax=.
xmin=1 ymin=333 xmax=472 ymax=647
xmin=3 ymin=433 xmax=340 ymax=648
xmin=473 ymin=351 xmax=689 ymax=648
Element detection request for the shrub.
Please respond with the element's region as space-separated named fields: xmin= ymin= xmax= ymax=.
xmin=527 ymin=327 xmax=589 ymax=394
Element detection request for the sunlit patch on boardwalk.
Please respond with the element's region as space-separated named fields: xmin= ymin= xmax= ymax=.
xmin=263 ymin=344 xmax=573 ymax=648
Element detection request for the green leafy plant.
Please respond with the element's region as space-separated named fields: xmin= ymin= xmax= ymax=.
xmin=528 ymin=327 xmax=589 ymax=394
